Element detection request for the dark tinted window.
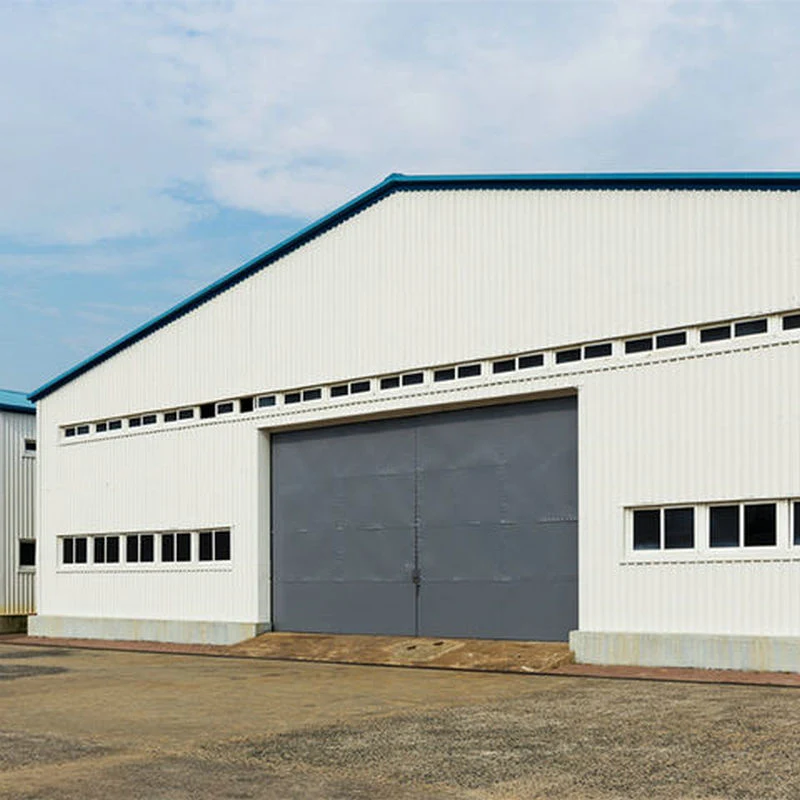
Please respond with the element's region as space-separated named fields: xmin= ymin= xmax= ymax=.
xmin=625 ymin=338 xmax=653 ymax=354
xmin=240 ymin=397 xmax=254 ymax=413
xmin=710 ymin=505 xmax=739 ymax=547
xmin=176 ymin=533 xmax=191 ymax=562
xmin=257 ymin=396 xmax=276 ymax=407
xmin=457 ymin=364 xmax=481 ymax=378
xmin=76 ymin=425 xmax=90 ymax=435
xmin=556 ymin=349 xmax=581 ymax=364
xmin=493 ymin=359 xmax=516 ymax=373
xmin=664 ymin=507 xmax=694 ymax=549
xmin=162 ymin=534 xmax=175 ymax=562
xmin=434 ymin=368 xmax=456 ymax=382
xmin=126 ymin=535 xmax=139 ymax=562
xmin=128 ymin=418 xmax=141 ymax=428
xmin=217 ymin=402 xmax=234 ymax=414
xmin=215 ymin=530 xmax=231 ymax=561
xmin=303 ymin=389 xmax=322 ymax=401
xmin=744 ymin=504 xmax=776 ymax=547
xmin=795 ymin=503 xmax=800 ymax=546
xmin=94 ymin=537 xmax=106 ymax=563
xmin=164 ymin=411 xmax=177 ymax=423
xmin=700 ymin=325 xmax=731 ymax=342
xmin=109 ymin=420 xmax=122 ymax=430
xmin=200 ymin=403 xmax=215 ymax=419
xmin=584 ymin=343 xmax=612 ymax=359
xmin=65 ymin=428 xmax=76 ymax=438
xmin=735 ymin=319 xmax=767 ymax=337
xmin=518 ymin=354 xmax=544 ymax=369
xmin=19 ymin=541 xmax=35 ymax=567
xmin=330 ymin=385 xmax=348 ymax=397
xmin=284 ymin=392 xmax=301 ymax=404
xmin=199 ymin=531 xmax=213 ymax=561
xmin=178 ymin=409 xmax=195 ymax=419
xmin=63 ymin=538 xmax=74 ymax=564
xmin=656 ymin=332 xmax=687 ymax=349
xmin=142 ymin=415 xmax=157 ymax=425
xmin=402 ymin=372 xmax=424 ymax=385
xmin=350 ymin=381 xmax=370 ymax=394
xmin=783 ymin=314 xmax=800 ymax=330
xmin=633 ymin=510 xmax=660 ymax=550
xmin=380 ymin=376 xmax=400 ymax=389
xmin=106 ymin=536 xmax=119 ymax=563
xmin=96 ymin=422 xmax=108 ymax=432
xmin=74 ymin=537 xmax=87 ymax=564
xmin=140 ymin=535 xmax=154 ymax=562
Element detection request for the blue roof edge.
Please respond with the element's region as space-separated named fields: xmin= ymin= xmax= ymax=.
xmin=0 ymin=389 xmax=36 ymax=415
xmin=29 ymin=171 xmax=800 ymax=402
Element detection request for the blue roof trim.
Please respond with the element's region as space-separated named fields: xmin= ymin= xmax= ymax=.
xmin=0 ymin=388 xmax=35 ymax=415
xmin=29 ymin=171 xmax=800 ymax=402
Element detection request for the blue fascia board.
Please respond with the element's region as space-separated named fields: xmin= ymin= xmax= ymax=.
xmin=29 ymin=171 xmax=800 ymax=402
xmin=0 ymin=389 xmax=35 ymax=415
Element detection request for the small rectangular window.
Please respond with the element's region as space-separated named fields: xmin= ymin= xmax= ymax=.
xmin=302 ymin=388 xmax=322 ymax=401
xmin=108 ymin=420 xmax=122 ymax=430
xmin=140 ymin=534 xmax=154 ymax=562
xmin=625 ymin=338 xmax=653 ymax=354
xmin=664 ymin=507 xmax=694 ymax=549
xmin=126 ymin=535 xmax=139 ymax=563
xmin=106 ymin=536 xmax=119 ymax=563
xmin=350 ymin=381 xmax=370 ymax=394
xmin=493 ymin=359 xmax=516 ymax=373
xmin=65 ymin=428 xmax=76 ymax=438
xmin=94 ymin=537 xmax=106 ymax=564
xmin=96 ymin=422 xmax=108 ymax=432
xmin=744 ymin=503 xmax=776 ymax=547
xmin=284 ymin=392 xmax=301 ymax=404
xmin=700 ymin=325 xmax=731 ymax=342
xmin=402 ymin=372 xmax=424 ymax=386
xmin=794 ymin=502 xmax=800 ymax=546
xmin=216 ymin=401 xmax=235 ymax=414
xmin=457 ymin=364 xmax=481 ymax=378
xmin=63 ymin=538 xmax=74 ymax=564
xmin=23 ymin=438 xmax=36 ymax=452
xmin=76 ymin=425 xmax=90 ymax=435
xmin=177 ymin=533 xmax=191 ymax=561
xmin=584 ymin=343 xmax=612 ymax=359
xmin=200 ymin=403 xmax=215 ymax=419
xmin=555 ymin=349 xmax=581 ymax=364
xmin=178 ymin=409 xmax=195 ymax=420
xmin=434 ymin=368 xmax=456 ymax=382
xmin=162 ymin=533 xmax=175 ymax=562
xmin=783 ymin=314 xmax=800 ymax=331
xmin=330 ymin=385 xmax=349 ymax=398
xmin=735 ymin=319 xmax=767 ymax=337
xmin=142 ymin=414 xmax=157 ymax=426
xmin=215 ymin=530 xmax=231 ymax=561
xmin=240 ymin=397 xmax=254 ymax=413
xmin=74 ymin=537 xmax=87 ymax=564
xmin=380 ymin=376 xmax=400 ymax=390
xmin=18 ymin=540 xmax=35 ymax=567
xmin=710 ymin=505 xmax=740 ymax=548
xmin=633 ymin=509 xmax=660 ymax=550
xmin=656 ymin=332 xmax=686 ymax=349
xmin=257 ymin=396 xmax=276 ymax=408
xmin=128 ymin=417 xmax=141 ymax=428
xmin=199 ymin=531 xmax=213 ymax=561
xmin=164 ymin=411 xmax=178 ymax=423
xmin=518 ymin=354 xmax=544 ymax=369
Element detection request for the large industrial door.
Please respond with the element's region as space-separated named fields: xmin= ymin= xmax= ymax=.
xmin=271 ymin=396 xmax=577 ymax=640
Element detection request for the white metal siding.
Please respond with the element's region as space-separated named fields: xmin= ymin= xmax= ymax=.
xmin=1 ymin=410 xmax=35 ymax=615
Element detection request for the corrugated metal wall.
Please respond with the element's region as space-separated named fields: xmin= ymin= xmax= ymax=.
xmin=34 ymin=186 xmax=800 ymax=637
xmin=1 ymin=410 xmax=35 ymax=615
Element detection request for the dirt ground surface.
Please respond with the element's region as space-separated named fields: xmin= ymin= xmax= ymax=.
xmin=2 ymin=643 xmax=800 ymax=799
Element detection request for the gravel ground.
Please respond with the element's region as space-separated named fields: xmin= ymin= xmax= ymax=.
xmin=0 ymin=643 xmax=799 ymax=799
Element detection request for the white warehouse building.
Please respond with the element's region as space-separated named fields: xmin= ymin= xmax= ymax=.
xmin=0 ymin=389 xmax=36 ymax=631
xmin=28 ymin=173 xmax=800 ymax=672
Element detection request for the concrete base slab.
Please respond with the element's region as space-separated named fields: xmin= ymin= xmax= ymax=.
xmin=28 ymin=615 xmax=269 ymax=646
xmin=0 ymin=616 xmax=27 ymax=634
xmin=571 ymin=630 xmax=800 ymax=673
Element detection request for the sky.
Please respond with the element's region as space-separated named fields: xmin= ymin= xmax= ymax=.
xmin=1 ymin=0 xmax=800 ymax=394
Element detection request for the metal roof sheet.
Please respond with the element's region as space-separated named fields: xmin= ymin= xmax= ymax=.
xmin=29 ymin=172 xmax=800 ymax=402
xmin=0 ymin=388 xmax=35 ymax=415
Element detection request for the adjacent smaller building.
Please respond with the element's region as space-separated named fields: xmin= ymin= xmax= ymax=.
xmin=0 ymin=389 xmax=36 ymax=632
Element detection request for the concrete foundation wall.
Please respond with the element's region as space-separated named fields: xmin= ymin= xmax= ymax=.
xmin=571 ymin=630 xmax=800 ymax=673
xmin=29 ymin=615 xmax=270 ymax=646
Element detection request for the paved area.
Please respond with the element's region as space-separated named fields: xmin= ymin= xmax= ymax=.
xmin=2 ymin=642 xmax=800 ymax=798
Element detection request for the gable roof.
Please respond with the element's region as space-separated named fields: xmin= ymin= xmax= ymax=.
xmin=0 ymin=388 xmax=35 ymax=415
xmin=29 ymin=171 xmax=800 ymax=402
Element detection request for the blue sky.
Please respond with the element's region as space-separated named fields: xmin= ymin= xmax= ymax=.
xmin=2 ymin=1 xmax=799 ymax=394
